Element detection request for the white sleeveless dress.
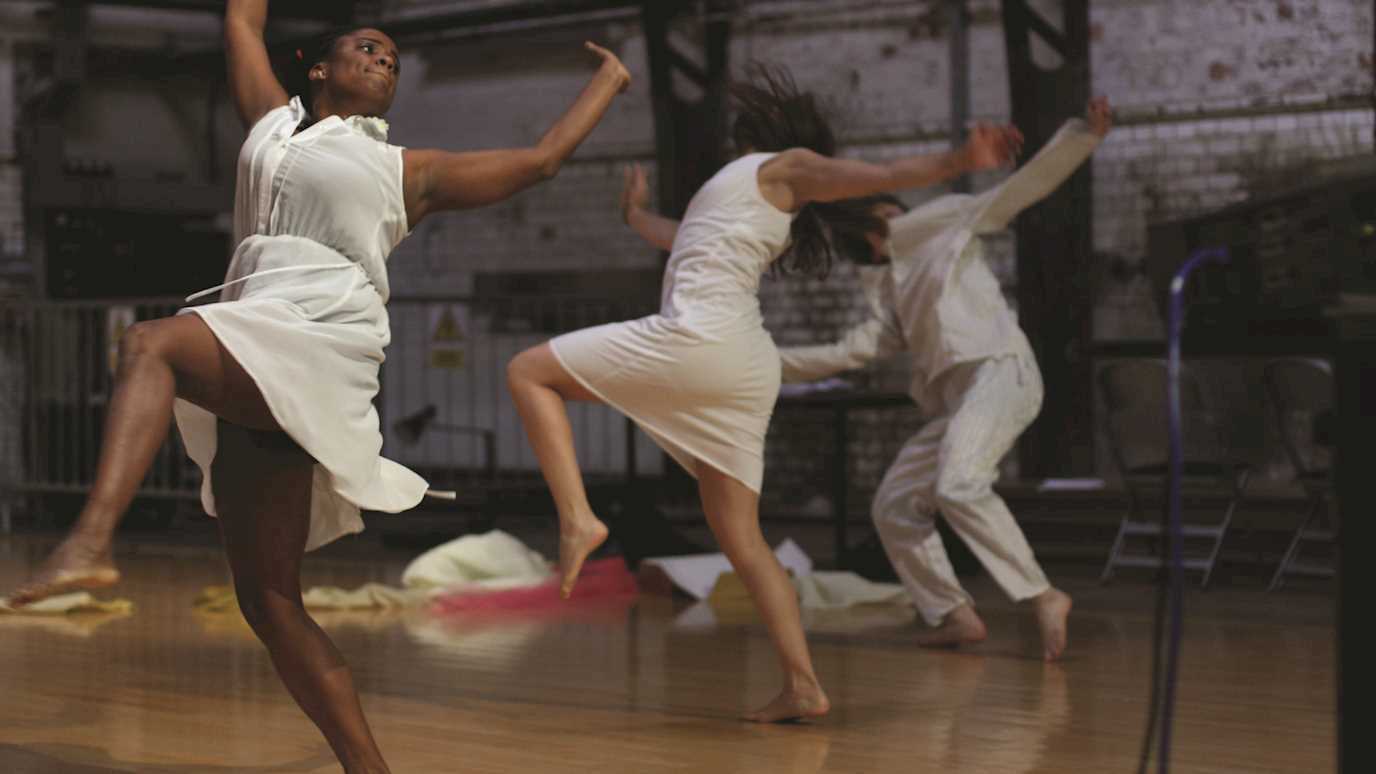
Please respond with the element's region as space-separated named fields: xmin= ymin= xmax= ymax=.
xmin=550 ymin=153 xmax=794 ymax=493
xmin=173 ymin=97 xmax=429 ymax=551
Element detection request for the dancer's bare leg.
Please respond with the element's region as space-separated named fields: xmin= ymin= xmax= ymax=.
xmin=8 ymin=314 xmax=277 ymax=605
xmin=215 ymin=422 xmax=390 ymax=774
xmin=697 ymin=466 xmax=829 ymax=723
xmin=507 ymin=342 xmax=608 ymax=597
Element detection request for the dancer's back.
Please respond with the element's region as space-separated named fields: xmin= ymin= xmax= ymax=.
xmin=660 ymin=153 xmax=793 ymax=328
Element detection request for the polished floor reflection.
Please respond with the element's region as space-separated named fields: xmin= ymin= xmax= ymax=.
xmin=0 ymin=535 xmax=1334 ymax=773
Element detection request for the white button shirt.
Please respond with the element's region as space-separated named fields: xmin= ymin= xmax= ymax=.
xmin=779 ymin=119 xmax=1103 ymax=406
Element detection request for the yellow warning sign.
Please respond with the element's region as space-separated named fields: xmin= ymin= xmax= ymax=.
xmin=107 ymin=306 xmax=136 ymax=376
xmin=431 ymin=307 xmax=465 ymax=342
xmin=430 ymin=350 xmax=465 ymax=369
xmin=427 ymin=304 xmax=469 ymax=370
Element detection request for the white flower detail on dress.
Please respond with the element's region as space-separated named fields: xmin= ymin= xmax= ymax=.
xmin=346 ymin=115 xmax=390 ymax=142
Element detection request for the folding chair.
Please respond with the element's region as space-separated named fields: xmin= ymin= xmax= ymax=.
xmin=1263 ymin=358 xmax=1335 ymax=590
xmin=1098 ymin=359 xmax=1251 ymax=589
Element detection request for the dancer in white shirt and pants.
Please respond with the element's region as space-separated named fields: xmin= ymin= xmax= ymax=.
xmin=779 ymin=99 xmax=1112 ymax=661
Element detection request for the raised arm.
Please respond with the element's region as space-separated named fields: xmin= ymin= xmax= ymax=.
xmin=402 ymin=43 xmax=630 ymax=226
xmin=756 ymin=124 xmax=1023 ymax=212
xmin=620 ymin=163 xmax=679 ymax=251
xmin=225 ymin=0 xmax=289 ymax=130
xmin=975 ymin=97 xmax=1112 ymax=232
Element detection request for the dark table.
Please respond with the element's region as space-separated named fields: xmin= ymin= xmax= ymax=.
xmin=775 ymin=390 xmax=915 ymax=568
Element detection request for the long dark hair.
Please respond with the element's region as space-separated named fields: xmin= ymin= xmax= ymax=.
xmin=731 ymin=64 xmax=886 ymax=278
xmin=830 ymin=193 xmax=909 ymax=265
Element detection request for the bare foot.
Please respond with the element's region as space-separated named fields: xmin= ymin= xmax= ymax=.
xmin=916 ymin=604 xmax=988 ymax=648
xmin=558 ymin=514 xmax=608 ymax=598
xmin=7 ymin=536 xmax=120 ymax=607
xmin=1034 ymin=588 xmax=1073 ymax=662
xmin=744 ymin=680 xmax=831 ymax=723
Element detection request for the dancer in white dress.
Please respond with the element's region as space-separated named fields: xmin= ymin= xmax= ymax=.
xmin=9 ymin=1 xmax=629 ymax=770
xmin=506 ymin=67 xmax=1022 ymax=722
xmin=779 ymin=99 xmax=1113 ymax=662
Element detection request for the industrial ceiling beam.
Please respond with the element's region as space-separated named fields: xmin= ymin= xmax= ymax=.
xmin=54 ymin=0 xmax=354 ymax=22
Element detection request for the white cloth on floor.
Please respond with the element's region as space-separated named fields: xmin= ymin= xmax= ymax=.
xmin=400 ymin=529 xmax=552 ymax=591
xmin=301 ymin=530 xmax=554 ymax=610
xmin=551 ymin=153 xmax=793 ymax=493
xmin=642 ymin=538 xmax=811 ymax=601
xmin=174 ymin=96 xmax=428 ymax=552
xmin=643 ymin=539 xmax=908 ymax=609
xmin=792 ymin=571 xmax=909 ymax=609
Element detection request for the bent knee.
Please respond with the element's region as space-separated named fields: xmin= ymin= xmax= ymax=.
xmin=934 ymin=473 xmax=994 ymax=507
xmin=871 ymin=488 xmax=931 ymax=529
xmin=117 ymin=321 xmax=167 ymax=364
xmin=506 ymin=348 xmax=541 ymax=389
xmin=235 ymin=584 xmax=304 ymax=633
xmin=508 ymin=344 xmax=565 ymax=392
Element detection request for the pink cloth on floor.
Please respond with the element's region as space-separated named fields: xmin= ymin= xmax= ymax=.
xmin=429 ymin=558 xmax=637 ymax=613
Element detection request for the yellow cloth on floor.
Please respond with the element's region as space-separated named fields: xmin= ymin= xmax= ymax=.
xmin=195 ymin=530 xmax=555 ymax=612
xmin=193 ymin=583 xmax=432 ymax=612
xmin=0 ymin=592 xmax=134 ymax=615
xmin=303 ymin=583 xmax=433 ymax=610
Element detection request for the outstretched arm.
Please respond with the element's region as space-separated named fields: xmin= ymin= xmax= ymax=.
xmin=975 ymin=97 xmax=1112 ymax=231
xmin=620 ymin=163 xmax=679 ymax=251
xmin=757 ymin=124 xmax=1023 ymax=212
xmin=403 ymin=42 xmax=630 ymax=225
xmin=779 ymin=277 xmax=906 ymax=383
xmin=225 ymin=0 xmax=289 ymax=130
xmin=779 ymin=314 xmax=906 ymax=383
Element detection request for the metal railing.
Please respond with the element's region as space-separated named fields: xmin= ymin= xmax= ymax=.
xmin=0 ymin=294 xmax=663 ymax=529
xmin=382 ymin=295 xmax=662 ymax=491
xmin=0 ymin=299 xmax=199 ymax=515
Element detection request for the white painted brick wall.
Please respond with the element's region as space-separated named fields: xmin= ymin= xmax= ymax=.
xmin=0 ymin=0 xmax=1371 ymax=492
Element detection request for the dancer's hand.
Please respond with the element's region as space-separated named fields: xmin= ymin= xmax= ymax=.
xmin=585 ymin=41 xmax=631 ymax=93
xmin=621 ymin=164 xmax=650 ymax=224
xmin=1086 ymin=96 xmax=1113 ymax=137
xmin=963 ymin=123 xmax=1023 ymax=171
xmin=619 ymin=163 xmax=679 ymax=249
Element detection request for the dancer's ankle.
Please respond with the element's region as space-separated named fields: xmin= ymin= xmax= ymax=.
xmin=556 ymin=502 xmax=597 ymax=527
xmin=67 ymin=523 xmax=115 ymax=548
xmin=784 ymin=670 xmax=822 ymax=694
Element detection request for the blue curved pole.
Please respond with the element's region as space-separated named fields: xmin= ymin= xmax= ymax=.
xmin=1159 ymin=246 xmax=1229 ymax=773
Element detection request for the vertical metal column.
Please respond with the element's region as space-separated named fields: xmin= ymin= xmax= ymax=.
xmin=948 ymin=0 xmax=971 ymax=193
xmin=1001 ymin=0 xmax=1093 ymax=476
xmin=642 ymin=1 xmax=734 ymax=218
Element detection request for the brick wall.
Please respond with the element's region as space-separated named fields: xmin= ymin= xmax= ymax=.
xmin=0 ymin=38 xmax=21 ymax=276
xmin=1 ymin=0 xmax=1371 ymax=504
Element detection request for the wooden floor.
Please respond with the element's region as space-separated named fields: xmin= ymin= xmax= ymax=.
xmin=0 ymin=534 xmax=1335 ymax=774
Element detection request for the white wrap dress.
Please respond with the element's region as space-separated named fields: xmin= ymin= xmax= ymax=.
xmin=174 ymin=97 xmax=429 ymax=551
xmin=551 ymin=153 xmax=794 ymax=493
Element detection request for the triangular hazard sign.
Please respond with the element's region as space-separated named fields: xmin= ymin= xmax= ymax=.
xmin=432 ymin=308 xmax=464 ymax=342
